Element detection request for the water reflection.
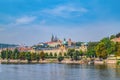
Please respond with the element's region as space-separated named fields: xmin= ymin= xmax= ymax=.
xmin=0 ymin=64 xmax=120 ymax=80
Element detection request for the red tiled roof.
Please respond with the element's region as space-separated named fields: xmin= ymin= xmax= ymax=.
xmin=111 ymin=37 xmax=120 ymax=42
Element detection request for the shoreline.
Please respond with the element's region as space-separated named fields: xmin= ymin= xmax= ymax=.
xmin=0 ymin=59 xmax=119 ymax=65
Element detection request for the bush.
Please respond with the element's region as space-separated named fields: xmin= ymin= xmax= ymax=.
xmin=117 ymin=60 xmax=120 ymax=65
xmin=58 ymin=56 xmax=64 ymax=62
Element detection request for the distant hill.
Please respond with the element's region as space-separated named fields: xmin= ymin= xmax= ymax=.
xmin=0 ymin=43 xmax=18 ymax=49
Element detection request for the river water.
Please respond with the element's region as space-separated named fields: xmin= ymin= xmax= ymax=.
xmin=0 ymin=63 xmax=120 ymax=80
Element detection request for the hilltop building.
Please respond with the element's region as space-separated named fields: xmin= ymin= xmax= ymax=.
xmin=32 ymin=35 xmax=88 ymax=56
xmin=111 ymin=37 xmax=120 ymax=43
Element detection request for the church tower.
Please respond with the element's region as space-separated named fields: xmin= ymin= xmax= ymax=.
xmin=51 ymin=35 xmax=54 ymax=42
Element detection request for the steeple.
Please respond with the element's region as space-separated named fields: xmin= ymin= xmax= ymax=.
xmin=51 ymin=34 xmax=54 ymax=42
xmin=54 ymin=35 xmax=58 ymax=42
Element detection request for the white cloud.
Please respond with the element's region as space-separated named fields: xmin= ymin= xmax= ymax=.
xmin=42 ymin=5 xmax=88 ymax=18
xmin=15 ymin=16 xmax=36 ymax=24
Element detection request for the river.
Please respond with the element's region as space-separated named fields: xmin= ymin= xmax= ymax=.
xmin=0 ymin=63 xmax=120 ymax=80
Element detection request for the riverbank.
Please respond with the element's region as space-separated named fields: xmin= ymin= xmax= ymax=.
xmin=0 ymin=59 xmax=90 ymax=64
xmin=1 ymin=59 xmax=120 ymax=65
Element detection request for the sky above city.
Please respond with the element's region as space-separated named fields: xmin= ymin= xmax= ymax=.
xmin=0 ymin=0 xmax=120 ymax=45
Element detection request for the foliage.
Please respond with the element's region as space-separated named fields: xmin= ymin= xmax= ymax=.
xmin=76 ymin=42 xmax=83 ymax=46
xmin=40 ymin=51 xmax=45 ymax=60
xmin=73 ymin=50 xmax=80 ymax=61
xmin=54 ymin=52 xmax=57 ymax=57
xmin=67 ymin=48 xmax=75 ymax=60
xmin=25 ymin=52 xmax=31 ymax=63
xmin=59 ymin=52 xmax=62 ymax=56
xmin=36 ymin=53 xmax=40 ymax=62
xmin=110 ymin=35 xmax=116 ymax=39
xmin=31 ymin=53 xmax=36 ymax=60
xmin=45 ymin=52 xmax=48 ymax=58
xmin=64 ymin=52 xmax=67 ymax=56
xmin=95 ymin=37 xmax=116 ymax=59
xmin=86 ymin=49 xmax=96 ymax=58
xmin=19 ymin=52 xmax=26 ymax=60
xmin=13 ymin=48 xmax=19 ymax=59
xmin=117 ymin=60 xmax=120 ymax=65
xmin=1 ymin=50 xmax=6 ymax=59
xmin=116 ymin=33 xmax=120 ymax=38
xmin=49 ymin=52 xmax=53 ymax=57
xmin=115 ymin=42 xmax=120 ymax=56
xmin=79 ymin=50 xmax=83 ymax=57
xmin=58 ymin=55 xmax=64 ymax=62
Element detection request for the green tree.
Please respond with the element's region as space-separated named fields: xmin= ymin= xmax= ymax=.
xmin=13 ymin=48 xmax=19 ymax=59
xmin=73 ymin=50 xmax=80 ymax=61
xmin=19 ymin=52 xmax=26 ymax=60
xmin=115 ymin=42 xmax=120 ymax=56
xmin=58 ymin=52 xmax=62 ymax=56
xmin=54 ymin=52 xmax=57 ymax=57
xmin=40 ymin=51 xmax=45 ymax=60
xmin=79 ymin=50 xmax=83 ymax=57
xmin=58 ymin=55 xmax=64 ymax=62
xmin=86 ymin=49 xmax=96 ymax=58
xmin=49 ymin=52 xmax=53 ymax=58
xmin=95 ymin=42 xmax=108 ymax=59
xmin=110 ymin=35 xmax=116 ymax=39
xmin=45 ymin=52 xmax=48 ymax=58
xmin=31 ymin=53 xmax=36 ymax=60
xmin=1 ymin=50 xmax=6 ymax=59
xmin=7 ymin=50 xmax=12 ymax=59
xmin=36 ymin=53 xmax=40 ymax=62
xmin=25 ymin=52 xmax=31 ymax=63
xmin=64 ymin=52 xmax=67 ymax=57
xmin=67 ymin=48 xmax=75 ymax=60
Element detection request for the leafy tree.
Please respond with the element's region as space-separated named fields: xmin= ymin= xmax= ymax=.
xmin=79 ymin=50 xmax=83 ymax=57
xmin=67 ymin=48 xmax=75 ymax=60
xmin=64 ymin=52 xmax=67 ymax=57
xmin=54 ymin=52 xmax=57 ymax=57
xmin=45 ymin=52 xmax=48 ymax=58
xmin=7 ymin=50 xmax=12 ymax=59
xmin=58 ymin=55 xmax=64 ymax=62
xmin=110 ymin=35 xmax=116 ymax=39
xmin=73 ymin=50 xmax=80 ymax=61
xmin=1 ymin=50 xmax=6 ymax=59
xmin=86 ymin=49 xmax=96 ymax=58
xmin=49 ymin=52 xmax=53 ymax=57
xmin=36 ymin=53 xmax=40 ymax=62
xmin=25 ymin=52 xmax=31 ymax=63
xmin=115 ymin=42 xmax=120 ymax=56
xmin=40 ymin=51 xmax=45 ymax=60
xmin=13 ymin=48 xmax=19 ymax=59
xmin=87 ymin=42 xmax=98 ymax=58
xmin=58 ymin=52 xmax=62 ymax=56
xmin=19 ymin=52 xmax=26 ymax=60
xmin=95 ymin=42 xmax=108 ymax=59
xmin=31 ymin=53 xmax=36 ymax=60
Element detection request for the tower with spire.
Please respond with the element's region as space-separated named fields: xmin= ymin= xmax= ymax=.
xmin=51 ymin=35 xmax=58 ymax=42
xmin=51 ymin=34 xmax=54 ymax=42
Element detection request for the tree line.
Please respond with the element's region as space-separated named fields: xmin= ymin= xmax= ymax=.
xmin=0 ymin=33 xmax=120 ymax=62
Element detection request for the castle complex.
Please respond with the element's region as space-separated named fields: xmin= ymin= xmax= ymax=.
xmin=32 ymin=35 xmax=87 ymax=55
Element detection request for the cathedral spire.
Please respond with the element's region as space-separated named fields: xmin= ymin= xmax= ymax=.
xmin=51 ymin=34 xmax=54 ymax=42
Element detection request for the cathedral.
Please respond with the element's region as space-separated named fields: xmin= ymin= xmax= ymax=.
xmin=51 ymin=35 xmax=58 ymax=42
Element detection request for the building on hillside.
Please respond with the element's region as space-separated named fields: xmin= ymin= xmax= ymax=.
xmin=17 ymin=46 xmax=33 ymax=52
xmin=111 ymin=37 xmax=120 ymax=43
xmin=79 ymin=43 xmax=87 ymax=52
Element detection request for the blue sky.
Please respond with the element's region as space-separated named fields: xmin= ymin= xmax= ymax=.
xmin=0 ymin=0 xmax=120 ymax=45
